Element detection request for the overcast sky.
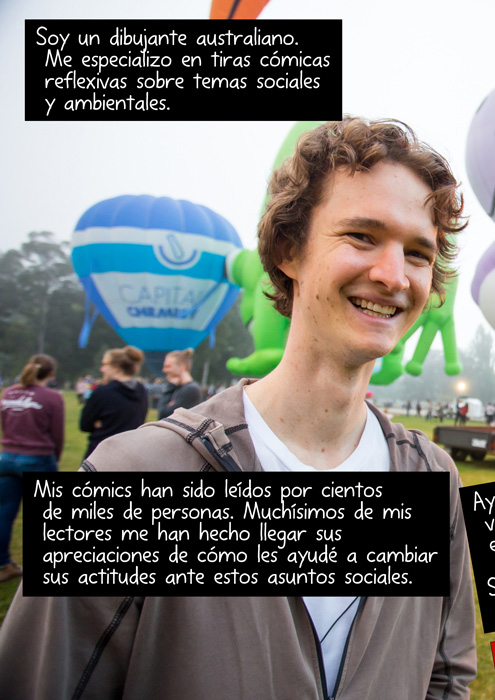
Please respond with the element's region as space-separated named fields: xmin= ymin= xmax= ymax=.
xmin=1 ymin=0 xmax=495 ymax=362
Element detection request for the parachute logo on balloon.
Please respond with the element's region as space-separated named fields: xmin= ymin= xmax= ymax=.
xmin=71 ymin=195 xmax=243 ymax=355
xmin=154 ymin=234 xmax=200 ymax=269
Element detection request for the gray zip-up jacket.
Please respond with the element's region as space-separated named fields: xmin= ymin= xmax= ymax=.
xmin=0 ymin=381 xmax=476 ymax=700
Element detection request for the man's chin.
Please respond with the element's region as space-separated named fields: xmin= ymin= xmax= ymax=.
xmin=345 ymin=345 xmax=393 ymax=369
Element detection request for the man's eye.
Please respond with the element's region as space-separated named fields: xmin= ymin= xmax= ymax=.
xmin=348 ymin=232 xmax=371 ymax=243
xmin=407 ymin=250 xmax=432 ymax=263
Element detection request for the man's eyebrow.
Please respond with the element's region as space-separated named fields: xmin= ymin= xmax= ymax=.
xmin=335 ymin=217 xmax=439 ymax=254
xmin=336 ymin=216 xmax=387 ymax=231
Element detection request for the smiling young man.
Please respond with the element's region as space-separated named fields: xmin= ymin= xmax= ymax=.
xmin=0 ymin=119 xmax=476 ymax=700
xmin=247 ymin=156 xmax=439 ymax=470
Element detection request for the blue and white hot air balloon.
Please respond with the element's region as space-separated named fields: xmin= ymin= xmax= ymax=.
xmin=72 ymin=195 xmax=243 ymax=355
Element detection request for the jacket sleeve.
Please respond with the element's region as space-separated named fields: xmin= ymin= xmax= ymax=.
xmin=426 ymin=468 xmax=477 ymax=699
xmin=140 ymin=384 xmax=149 ymax=423
xmin=158 ymin=384 xmax=202 ymax=420
xmin=80 ymin=387 xmax=103 ymax=432
xmin=156 ymin=383 xmax=178 ymax=420
xmin=0 ymin=587 xmax=142 ymax=699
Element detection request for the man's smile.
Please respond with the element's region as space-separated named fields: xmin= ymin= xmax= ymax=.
xmin=349 ymin=296 xmax=399 ymax=319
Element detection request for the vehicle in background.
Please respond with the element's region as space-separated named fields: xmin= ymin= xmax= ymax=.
xmin=433 ymin=423 xmax=495 ymax=461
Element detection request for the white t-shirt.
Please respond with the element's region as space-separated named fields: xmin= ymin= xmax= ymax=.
xmin=243 ymin=390 xmax=390 ymax=697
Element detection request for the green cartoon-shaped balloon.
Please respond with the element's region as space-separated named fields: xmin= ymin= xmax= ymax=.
xmin=369 ymin=275 xmax=462 ymax=385
xmin=226 ymin=248 xmax=289 ymax=376
xmin=226 ymin=122 xmax=462 ymax=382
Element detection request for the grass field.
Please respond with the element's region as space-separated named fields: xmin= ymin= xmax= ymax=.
xmin=0 ymin=394 xmax=494 ymax=696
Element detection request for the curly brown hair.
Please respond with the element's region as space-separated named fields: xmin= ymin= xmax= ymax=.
xmin=258 ymin=117 xmax=467 ymax=317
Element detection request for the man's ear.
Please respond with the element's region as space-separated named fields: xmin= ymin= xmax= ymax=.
xmin=277 ymin=245 xmax=299 ymax=280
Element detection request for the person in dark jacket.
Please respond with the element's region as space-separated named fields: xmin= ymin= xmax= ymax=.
xmin=156 ymin=348 xmax=202 ymax=420
xmin=0 ymin=354 xmax=64 ymax=582
xmin=80 ymin=346 xmax=148 ymax=459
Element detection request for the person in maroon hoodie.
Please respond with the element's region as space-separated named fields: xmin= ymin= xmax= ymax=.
xmin=0 ymin=354 xmax=64 ymax=582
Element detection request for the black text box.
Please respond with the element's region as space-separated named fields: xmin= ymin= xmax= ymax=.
xmin=460 ymin=481 xmax=495 ymax=633
xmin=23 ymin=471 xmax=449 ymax=596
xmin=25 ymin=20 xmax=342 ymax=121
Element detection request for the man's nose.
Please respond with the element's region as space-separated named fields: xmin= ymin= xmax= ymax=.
xmin=368 ymin=244 xmax=409 ymax=293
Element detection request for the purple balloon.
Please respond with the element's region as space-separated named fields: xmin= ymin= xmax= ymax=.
xmin=466 ymin=87 xmax=495 ymax=220
xmin=471 ymin=241 xmax=495 ymax=330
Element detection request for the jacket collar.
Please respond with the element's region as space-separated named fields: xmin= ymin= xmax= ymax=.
xmin=172 ymin=380 xmax=437 ymax=475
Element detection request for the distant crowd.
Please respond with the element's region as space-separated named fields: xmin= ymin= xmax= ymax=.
xmin=76 ymin=373 xmax=236 ymax=409
xmin=404 ymin=397 xmax=495 ymax=425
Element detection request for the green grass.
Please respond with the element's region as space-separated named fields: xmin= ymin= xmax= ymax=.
xmin=0 ymin=402 xmax=494 ymax=696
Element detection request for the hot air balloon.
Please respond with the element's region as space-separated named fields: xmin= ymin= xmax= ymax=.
xmin=466 ymin=87 xmax=495 ymax=331
xmin=209 ymin=0 xmax=271 ymax=19
xmin=72 ymin=195 xmax=243 ymax=372
xmin=471 ymin=241 xmax=495 ymax=331
xmin=466 ymin=87 xmax=495 ymax=221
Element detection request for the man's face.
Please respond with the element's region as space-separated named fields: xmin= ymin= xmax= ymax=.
xmin=162 ymin=356 xmax=181 ymax=384
xmin=279 ymin=161 xmax=438 ymax=367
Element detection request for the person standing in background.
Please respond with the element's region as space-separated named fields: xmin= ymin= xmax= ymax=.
xmin=157 ymin=349 xmax=202 ymax=420
xmin=485 ymin=402 xmax=494 ymax=426
xmin=80 ymin=346 xmax=148 ymax=459
xmin=436 ymin=402 xmax=444 ymax=422
xmin=0 ymin=354 xmax=64 ymax=583
xmin=425 ymin=399 xmax=433 ymax=421
xmin=75 ymin=376 xmax=88 ymax=404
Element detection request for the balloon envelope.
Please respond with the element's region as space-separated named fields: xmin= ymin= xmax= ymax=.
xmin=209 ymin=0 xmax=270 ymax=19
xmin=471 ymin=240 xmax=495 ymax=331
xmin=72 ymin=195 xmax=242 ymax=351
xmin=466 ymin=87 xmax=495 ymax=220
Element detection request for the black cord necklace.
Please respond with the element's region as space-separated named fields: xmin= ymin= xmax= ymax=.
xmin=319 ymin=596 xmax=360 ymax=644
